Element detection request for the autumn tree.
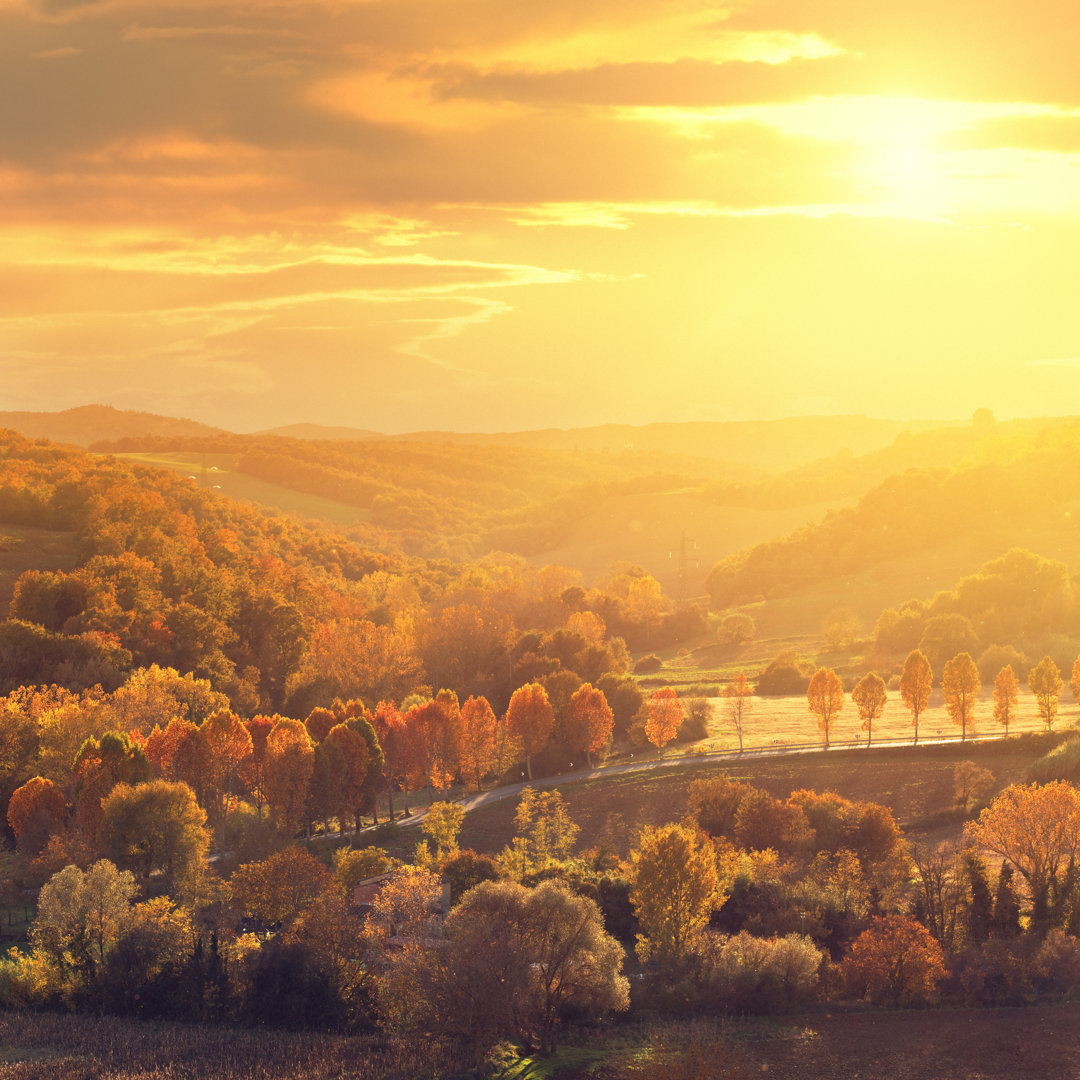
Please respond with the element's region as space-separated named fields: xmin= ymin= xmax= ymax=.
xmin=502 ymin=787 xmax=580 ymax=877
xmin=630 ymin=822 xmax=721 ymax=966
xmin=98 ymin=780 xmax=209 ymax=893
xmin=1029 ymin=655 xmax=1064 ymax=732
xmin=966 ymin=781 xmax=1080 ymax=933
xmin=722 ymin=672 xmax=752 ymax=752
xmin=371 ymin=700 xmax=408 ymax=820
xmin=563 ymin=683 xmax=614 ymax=769
xmin=806 ymin=667 xmax=844 ymax=749
xmin=942 ymin=652 xmax=980 ymax=742
xmin=645 ymin=687 xmax=683 ymax=752
xmin=851 ymin=672 xmax=887 ymax=748
xmin=307 ymin=737 xmax=347 ymax=835
xmin=230 ymin=846 xmax=333 ymax=926
xmin=843 ymin=915 xmax=947 ymax=1006
xmin=900 ymin=649 xmax=933 ymax=745
xmin=506 ymin=682 xmax=555 ymax=781
xmin=6 ymin=777 xmax=67 ymax=858
xmin=1072 ymin=653 xmax=1080 ymax=718
xmin=458 ymin=695 xmax=498 ymax=791
xmin=954 ymin=761 xmax=994 ymax=812
xmin=72 ymin=730 xmax=151 ymax=849
xmin=263 ymin=718 xmax=315 ymax=837
xmin=405 ymin=695 xmax=461 ymax=801
xmin=421 ymin=801 xmax=465 ymax=861
xmin=992 ymin=665 xmax=1019 ymax=736
xmin=198 ymin=709 xmax=253 ymax=839
xmin=325 ymin=722 xmax=375 ymax=831
xmin=241 ymin=714 xmax=275 ymax=818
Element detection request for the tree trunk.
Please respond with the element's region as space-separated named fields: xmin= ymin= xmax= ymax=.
xmin=525 ymin=756 xmax=534 ymax=781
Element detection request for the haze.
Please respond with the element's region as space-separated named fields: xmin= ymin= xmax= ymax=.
xmin=3 ymin=0 xmax=1080 ymax=431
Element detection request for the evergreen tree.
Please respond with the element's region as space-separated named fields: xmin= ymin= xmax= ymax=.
xmin=991 ymin=862 xmax=1021 ymax=938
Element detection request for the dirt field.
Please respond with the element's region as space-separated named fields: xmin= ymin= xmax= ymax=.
xmin=458 ymin=738 xmax=1056 ymax=857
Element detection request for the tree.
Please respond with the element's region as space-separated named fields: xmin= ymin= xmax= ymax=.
xmin=99 ymin=780 xmax=210 ymax=893
xmin=942 ymin=652 xmax=980 ymax=742
xmin=325 ymin=722 xmax=374 ymax=831
xmin=993 ymin=665 xmax=1019 ymax=735
xmin=851 ymin=672 xmax=887 ymax=748
xmin=900 ymin=649 xmax=933 ymax=745
xmin=458 ymin=695 xmax=498 ymax=791
xmin=806 ymin=667 xmax=844 ymax=749
xmin=33 ymin=859 xmax=138 ymax=981
xmin=953 ymin=761 xmax=994 ymax=812
xmin=966 ymin=781 xmax=1080 ymax=933
xmin=73 ymin=730 xmax=150 ymax=849
xmin=198 ymin=709 xmax=253 ymax=839
xmin=645 ymin=687 xmax=682 ymax=752
xmin=719 ymin=613 xmax=755 ymax=645
xmin=230 ymin=847 xmax=333 ymax=926
xmin=1029 ymin=655 xmax=1064 ymax=732
xmin=1072 ymin=653 xmax=1080 ymax=718
xmin=6 ymin=777 xmax=67 ymax=858
xmin=843 ymin=915 xmax=947 ymax=1006
xmin=503 ymin=787 xmax=579 ymax=875
xmin=506 ymin=683 xmax=554 ymax=781
xmin=562 ymin=683 xmax=614 ymax=769
xmin=722 ymin=672 xmax=752 ymax=752
xmin=422 ymin=801 xmax=465 ymax=861
xmin=629 ymin=822 xmax=720 ymax=966
xmin=263 ymin=718 xmax=314 ymax=837
xmin=371 ymin=700 xmax=408 ymax=820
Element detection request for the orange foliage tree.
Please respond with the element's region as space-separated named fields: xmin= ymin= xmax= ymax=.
xmin=942 ymin=652 xmax=980 ymax=742
xmin=992 ymin=665 xmax=1019 ymax=735
xmin=843 ymin=915 xmax=947 ymax=1006
xmin=264 ymin=718 xmax=315 ymax=837
xmin=806 ymin=668 xmax=844 ymax=749
xmin=198 ymin=709 xmax=253 ymax=837
xmin=371 ymin=700 xmax=409 ymax=819
xmin=506 ymin=682 xmax=555 ymax=781
xmin=458 ymin=694 xmax=498 ymax=791
xmin=965 ymin=780 xmax=1080 ymax=932
xmin=563 ymin=683 xmax=614 ymax=769
xmin=645 ymin=687 xmax=683 ymax=752
xmin=230 ymin=846 xmax=333 ymax=926
xmin=325 ymin=722 xmax=372 ymax=831
xmin=851 ymin=672 xmax=887 ymax=748
xmin=6 ymin=776 xmax=67 ymax=857
xmin=899 ymin=649 xmax=932 ymax=745
xmin=241 ymin=714 xmax=275 ymax=817
xmin=1028 ymin=655 xmax=1064 ymax=732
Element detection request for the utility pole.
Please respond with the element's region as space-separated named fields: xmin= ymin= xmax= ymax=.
xmin=668 ymin=531 xmax=698 ymax=605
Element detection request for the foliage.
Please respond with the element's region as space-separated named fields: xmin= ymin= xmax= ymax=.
xmin=942 ymin=652 xmax=980 ymax=741
xmin=843 ymin=915 xmax=947 ymax=1006
xmin=721 ymin=672 xmax=753 ymax=752
xmin=421 ymin=801 xmax=465 ymax=861
xmin=1028 ymin=655 xmax=1064 ymax=731
xmin=696 ymin=931 xmax=824 ymax=1013
xmin=899 ymin=649 xmax=933 ymax=743
xmin=645 ymin=687 xmax=683 ymax=751
xmin=506 ymin=683 xmax=555 ymax=780
xmin=755 ymin=651 xmax=812 ymax=696
xmin=630 ymin=823 xmax=722 ymax=966
xmin=503 ymin=787 xmax=580 ymax=876
xmin=6 ymin=776 xmax=66 ymax=857
xmin=719 ymin=613 xmax=756 ymax=645
xmin=851 ymin=672 xmax=886 ymax=746
xmin=805 ymin=668 xmax=844 ymax=748
xmin=992 ymin=665 xmax=1020 ymax=734
xmin=230 ymin=847 xmax=333 ymax=926
xmin=953 ymin=761 xmax=994 ymax=812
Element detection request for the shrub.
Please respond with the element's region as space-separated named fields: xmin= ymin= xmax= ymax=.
xmin=634 ymin=654 xmax=664 ymax=675
xmin=677 ymin=697 xmax=711 ymax=742
xmin=755 ymin=651 xmax=812 ymax=696
xmin=719 ymin=613 xmax=756 ymax=645
xmin=697 ymin=931 xmax=823 ymax=1013
xmin=1026 ymin=735 xmax=1080 ymax=784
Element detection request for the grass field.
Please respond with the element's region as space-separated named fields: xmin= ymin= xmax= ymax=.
xmin=108 ymin=451 xmax=370 ymax=527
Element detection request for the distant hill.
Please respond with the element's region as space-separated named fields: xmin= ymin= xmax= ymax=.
xmin=257 ymin=423 xmax=386 ymax=442
xmin=391 ymin=416 xmax=958 ymax=472
xmin=0 ymin=405 xmax=227 ymax=447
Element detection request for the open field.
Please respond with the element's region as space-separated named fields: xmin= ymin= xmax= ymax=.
xmin=0 ymin=524 xmax=78 ymax=612
xmin=456 ymin=736 xmax=1056 ymax=857
xmin=107 ymin=451 xmax=370 ymax=527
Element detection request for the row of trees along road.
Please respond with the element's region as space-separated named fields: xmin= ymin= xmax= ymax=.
xmin=800 ymin=650 xmax=1076 ymax=747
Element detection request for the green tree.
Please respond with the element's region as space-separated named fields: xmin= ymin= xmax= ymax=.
xmin=422 ymin=801 xmax=466 ymax=861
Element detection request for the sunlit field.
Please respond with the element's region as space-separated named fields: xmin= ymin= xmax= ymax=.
xmin=692 ymin=688 xmax=1072 ymax=755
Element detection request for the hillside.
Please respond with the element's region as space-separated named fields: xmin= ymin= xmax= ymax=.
xmin=0 ymin=404 xmax=227 ymax=447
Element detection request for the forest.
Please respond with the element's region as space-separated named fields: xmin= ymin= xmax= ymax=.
xmin=6 ymin=417 xmax=1080 ymax=1076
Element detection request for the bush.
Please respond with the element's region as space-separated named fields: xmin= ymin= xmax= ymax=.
xmin=634 ymin=654 xmax=664 ymax=675
xmin=697 ymin=931 xmax=823 ymax=1013
xmin=1026 ymin=735 xmax=1080 ymax=784
xmin=677 ymin=698 xmax=711 ymax=742
xmin=755 ymin=651 xmax=812 ymax=696
xmin=719 ymin=613 xmax=756 ymax=645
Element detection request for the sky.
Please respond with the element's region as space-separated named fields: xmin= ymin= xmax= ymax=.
xmin=3 ymin=0 xmax=1080 ymax=433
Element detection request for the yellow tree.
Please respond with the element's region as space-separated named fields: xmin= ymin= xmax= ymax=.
xmin=899 ymin=649 xmax=933 ymax=745
xmin=645 ymin=687 xmax=683 ymax=752
xmin=851 ymin=672 xmax=887 ymax=748
xmin=806 ymin=667 xmax=844 ymax=749
xmin=722 ymin=672 xmax=753 ymax=753
xmin=1072 ymin=653 xmax=1080 ymax=718
xmin=965 ymin=781 xmax=1080 ymax=932
xmin=1028 ymin=655 xmax=1064 ymax=732
xmin=629 ymin=823 xmax=720 ymax=966
xmin=992 ymin=665 xmax=1019 ymax=736
xmin=942 ymin=653 xmax=980 ymax=742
